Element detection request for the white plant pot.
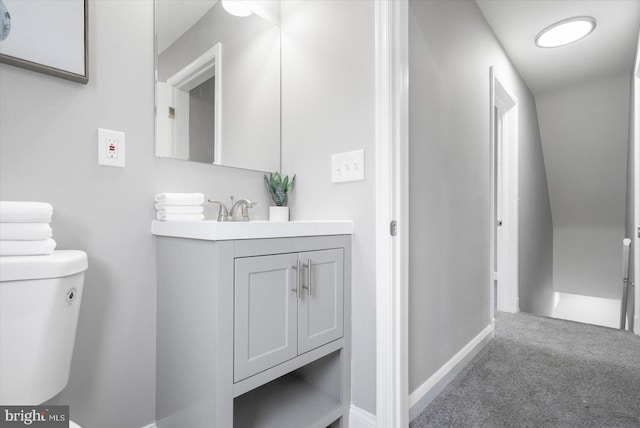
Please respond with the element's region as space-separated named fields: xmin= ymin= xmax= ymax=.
xmin=269 ymin=206 xmax=290 ymax=222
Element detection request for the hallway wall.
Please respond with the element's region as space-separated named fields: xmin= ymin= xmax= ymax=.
xmin=408 ymin=0 xmax=553 ymax=400
xmin=537 ymin=76 xmax=630 ymax=300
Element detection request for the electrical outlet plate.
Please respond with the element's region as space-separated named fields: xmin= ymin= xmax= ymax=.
xmin=98 ymin=128 xmax=126 ymax=167
xmin=332 ymin=149 xmax=364 ymax=183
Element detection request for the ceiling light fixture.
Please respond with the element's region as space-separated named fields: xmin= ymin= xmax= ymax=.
xmin=221 ymin=0 xmax=253 ymax=17
xmin=535 ymin=16 xmax=596 ymax=48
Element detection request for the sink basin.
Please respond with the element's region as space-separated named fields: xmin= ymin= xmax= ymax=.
xmin=151 ymin=220 xmax=353 ymax=241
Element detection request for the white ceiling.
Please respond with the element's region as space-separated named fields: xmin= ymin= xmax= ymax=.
xmin=477 ymin=0 xmax=640 ymax=95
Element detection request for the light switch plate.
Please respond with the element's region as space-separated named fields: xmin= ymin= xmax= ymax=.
xmin=332 ymin=149 xmax=365 ymax=183
xmin=98 ymin=128 xmax=126 ymax=167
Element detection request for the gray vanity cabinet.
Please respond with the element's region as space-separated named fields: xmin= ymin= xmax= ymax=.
xmin=156 ymin=234 xmax=351 ymax=428
xmin=234 ymin=249 xmax=344 ymax=382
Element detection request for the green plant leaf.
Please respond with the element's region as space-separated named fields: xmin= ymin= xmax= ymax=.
xmin=264 ymin=171 xmax=295 ymax=206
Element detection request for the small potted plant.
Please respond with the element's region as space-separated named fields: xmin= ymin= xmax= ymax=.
xmin=264 ymin=172 xmax=295 ymax=222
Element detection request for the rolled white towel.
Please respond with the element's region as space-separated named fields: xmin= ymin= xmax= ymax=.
xmin=0 ymin=223 xmax=53 ymax=240
xmin=0 ymin=201 xmax=53 ymax=223
xmin=154 ymin=193 xmax=204 ymax=206
xmin=0 ymin=238 xmax=57 ymax=256
xmin=156 ymin=212 xmax=205 ymax=222
xmin=154 ymin=204 xmax=204 ymax=214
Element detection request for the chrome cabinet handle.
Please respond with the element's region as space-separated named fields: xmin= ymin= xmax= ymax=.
xmin=307 ymin=258 xmax=312 ymax=296
xmin=301 ymin=259 xmax=312 ymax=296
xmin=291 ymin=260 xmax=301 ymax=298
xmin=294 ymin=258 xmax=312 ymax=298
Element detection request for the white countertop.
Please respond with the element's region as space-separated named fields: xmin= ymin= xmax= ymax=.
xmin=151 ymin=220 xmax=353 ymax=241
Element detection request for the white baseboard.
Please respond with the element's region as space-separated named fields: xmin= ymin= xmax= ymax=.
xmin=349 ymin=404 xmax=376 ymax=428
xmin=140 ymin=424 xmax=156 ymax=428
xmin=409 ymin=323 xmax=494 ymax=421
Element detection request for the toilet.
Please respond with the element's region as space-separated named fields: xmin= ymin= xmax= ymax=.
xmin=0 ymin=250 xmax=88 ymax=428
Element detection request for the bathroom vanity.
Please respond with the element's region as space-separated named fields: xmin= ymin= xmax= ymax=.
xmin=152 ymin=221 xmax=352 ymax=428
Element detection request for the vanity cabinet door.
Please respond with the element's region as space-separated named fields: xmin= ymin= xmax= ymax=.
xmin=297 ymin=249 xmax=344 ymax=354
xmin=234 ymin=253 xmax=299 ymax=382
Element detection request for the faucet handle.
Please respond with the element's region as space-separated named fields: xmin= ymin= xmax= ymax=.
xmin=208 ymin=199 xmax=230 ymax=222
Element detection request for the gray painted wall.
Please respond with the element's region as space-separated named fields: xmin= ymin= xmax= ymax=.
xmin=280 ymin=0 xmax=377 ymax=414
xmin=0 ymin=0 xmax=379 ymax=424
xmin=408 ymin=0 xmax=553 ymax=393
xmin=0 ymin=1 xmax=271 ymax=427
xmin=537 ymin=76 xmax=630 ymax=300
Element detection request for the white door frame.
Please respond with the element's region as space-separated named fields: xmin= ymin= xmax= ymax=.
xmin=490 ymin=67 xmax=519 ymax=315
xmin=375 ymin=0 xmax=409 ymax=426
xmin=164 ymin=43 xmax=222 ymax=164
xmin=633 ymin=31 xmax=640 ymax=335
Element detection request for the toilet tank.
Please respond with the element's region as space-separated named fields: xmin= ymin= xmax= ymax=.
xmin=0 ymin=250 xmax=88 ymax=405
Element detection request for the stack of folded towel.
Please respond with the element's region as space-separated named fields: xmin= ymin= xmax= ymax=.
xmin=0 ymin=201 xmax=56 ymax=256
xmin=154 ymin=193 xmax=205 ymax=222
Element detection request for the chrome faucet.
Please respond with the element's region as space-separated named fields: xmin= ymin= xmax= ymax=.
xmin=208 ymin=196 xmax=257 ymax=222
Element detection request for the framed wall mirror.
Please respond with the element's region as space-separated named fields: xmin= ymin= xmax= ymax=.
xmin=0 ymin=0 xmax=88 ymax=84
xmin=154 ymin=0 xmax=281 ymax=172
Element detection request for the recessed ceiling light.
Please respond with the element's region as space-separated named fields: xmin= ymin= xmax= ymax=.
xmin=535 ymin=17 xmax=596 ymax=48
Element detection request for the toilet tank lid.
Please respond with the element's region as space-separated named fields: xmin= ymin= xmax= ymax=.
xmin=0 ymin=250 xmax=88 ymax=282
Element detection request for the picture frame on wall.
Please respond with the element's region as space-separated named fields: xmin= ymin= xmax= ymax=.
xmin=0 ymin=0 xmax=88 ymax=84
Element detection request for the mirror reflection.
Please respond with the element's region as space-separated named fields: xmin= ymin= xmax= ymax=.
xmin=155 ymin=0 xmax=281 ymax=172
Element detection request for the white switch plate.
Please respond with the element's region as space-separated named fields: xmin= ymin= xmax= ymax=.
xmin=332 ymin=149 xmax=364 ymax=183
xmin=98 ymin=128 xmax=126 ymax=167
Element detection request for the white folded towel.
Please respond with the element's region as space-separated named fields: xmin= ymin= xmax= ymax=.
xmin=0 ymin=223 xmax=53 ymax=240
xmin=0 ymin=201 xmax=53 ymax=223
xmin=0 ymin=238 xmax=57 ymax=256
xmin=154 ymin=204 xmax=204 ymax=214
xmin=156 ymin=212 xmax=205 ymax=222
xmin=154 ymin=193 xmax=204 ymax=206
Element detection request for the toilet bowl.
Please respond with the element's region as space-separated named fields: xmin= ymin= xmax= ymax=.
xmin=0 ymin=250 xmax=88 ymax=428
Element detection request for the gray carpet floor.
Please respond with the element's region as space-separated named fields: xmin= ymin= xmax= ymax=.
xmin=410 ymin=312 xmax=640 ymax=428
